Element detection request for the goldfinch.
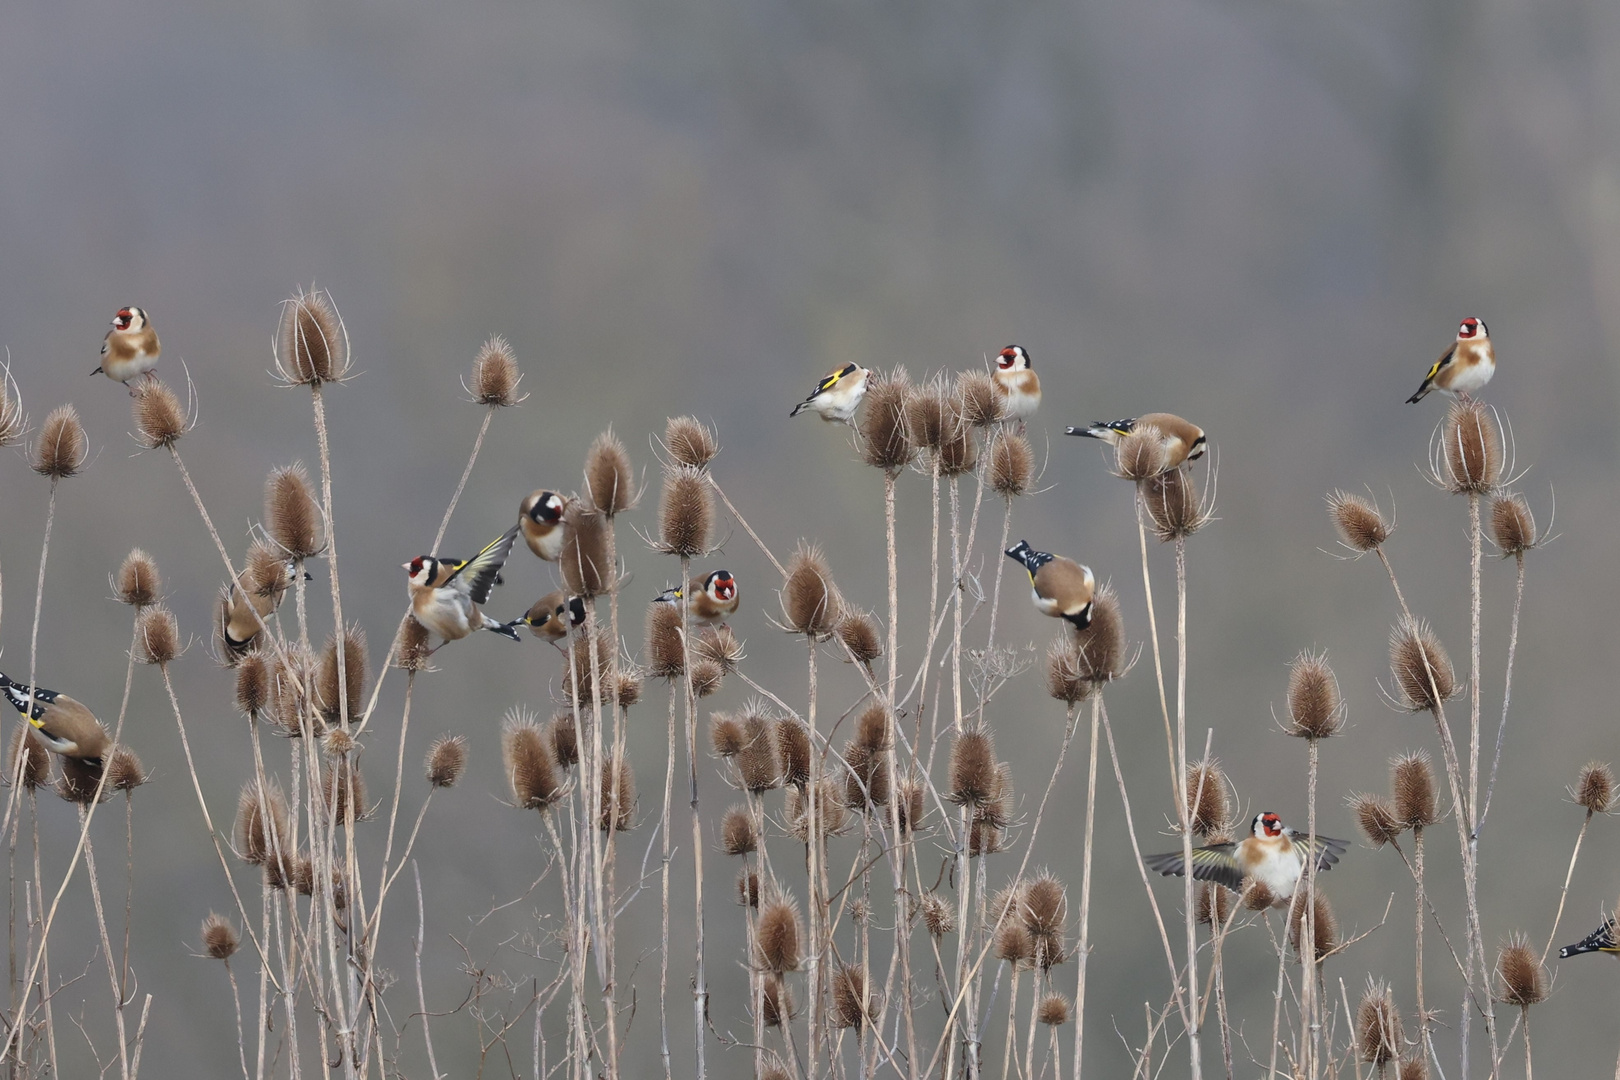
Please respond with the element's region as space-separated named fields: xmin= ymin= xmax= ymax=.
xmin=518 ymin=490 xmax=569 ymax=561
xmin=791 ymin=364 xmax=869 ymax=423
xmin=219 ymin=560 xmax=303 ymax=657
xmin=0 ymin=672 xmax=110 ymax=762
xmin=1559 ymin=917 xmax=1620 ymax=960
xmin=991 ymin=346 xmax=1041 ymax=422
xmin=93 ymin=307 xmax=161 ymax=390
xmin=1144 ymin=811 xmax=1348 ymax=902
xmin=1407 ymin=317 xmax=1494 ymax=404
xmin=654 ymin=569 xmax=740 ymax=626
xmin=1004 ymin=541 xmax=1094 ymax=630
xmin=511 ymin=590 xmax=587 ymax=645
xmin=404 ymin=524 xmax=522 ymax=646
xmin=1066 ymin=413 xmax=1207 ymax=471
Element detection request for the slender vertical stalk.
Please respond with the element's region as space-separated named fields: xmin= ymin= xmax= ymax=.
xmin=1540 ymin=811 xmax=1593 ymax=965
xmin=1072 ymin=693 xmax=1101 ymax=1080
xmin=1174 ymin=538 xmax=1201 ymax=1080
xmin=678 ymin=553 xmax=708 ymax=1080
xmin=1478 ymin=552 xmax=1527 ymax=833
xmin=1303 ymin=736 xmax=1320 ymax=1080
xmin=660 ymin=682 xmax=676 ymax=1080
xmin=1414 ymin=826 xmax=1426 ymax=1045
xmin=805 ymin=635 xmax=822 ymax=1076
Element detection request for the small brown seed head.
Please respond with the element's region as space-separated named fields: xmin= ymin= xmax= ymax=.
xmin=1113 ymin=427 xmax=1165 ymax=481
xmin=470 ymin=335 xmax=524 ymax=407
xmin=837 ymin=612 xmax=883 ymax=666
xmin=695 ymin=624 xmax=745 ymax=672
xmin=560 ymin=628 xmax=612 ymax=708
xmin=956 ymin=369 xmax=1004 ymax=426
xmin=1440 ymin=400 xmax=1502 ymax=495
xmin=321 ymin=758 xmax=368 ymax=824
xmin=1140 ymin=467 xmax=1207 ymax=540
xmin=132 ymin=380 xmax=187 ymax=448
xmin=761 ymin=977 xmax=792 ymax=1026
xmin=1399 ymin=1058 xmax=1431 ymax=1080
xmin=989 ymin=432 xmax=1034 ymax=497
xmin=598 ymin=753 xmax=635 ymax=831
xmin=558 ymin=503 xmax=611 ymax=598
xmin=736 ymin=869 xmax=760 ymax=908
xmin=858 ymin=368 xmax=915 ymax=471
xmin=1196 ymin=882 xmax=1234 ymax=927
xmin=905 ymin=380 xmax=950 ymax=451
xmin=1490 ymin=493 xmax=1537 ymax=556
xmin=782 ymin=544 xmax=841 ymax=637
xmin=202 ymin=913 xmax=240 ymax=961
xmin=584 ymin=429 xmax=636 ymax=517
xmin=1288 ymin=887 xmax=1339 ymax=961
xmin=1389 ymin=618 xmax=1457 ymax=711
xmin=1046 ymin=638 xmax=1093 ymax=705
xmin=787 ymin=781 xmax=847 ymax=840
xmin=1327 ymin=490 xmax=1391 ymax=552
xmin=1038 ymin=994 xmax=1072 ymax=1027
xmin=1022 ymin=874 xmax=1067 ymax=939
xmin=105 ymin=746 xmax=147 ymax=793
xmin=664 ymin=415 xmax=718 ymax=469
xmin=756 ymin=895 xmax=803 ymax=972
xmin=831 ymin=964 xmax=870 ymax=1029
xmin=316 ymin=625 xmax=368 ymax=724
xmin=395 ymin=617 xmax=433 ymax=673
xmin=948 ymin=727 xmax=999 ymax=807
xmin=657 ymin=464 xmax=712 ymax=557
xmin=1495 ymin=933 xmax=1547 ymax=1007
xmin=1573 ymin=761 xmax=1615 ymax=814
xmin=895 ymin=776 xmax=926 ymax=833
xmin=1244 ymin=880 xmax=1277 ymax=911
xmin=504 ymin=713 xmax=561 ymax=810
xmin=235 ymin=653 xmax=271 ymax=715
xmin=425 ymin=734 xmax=467 ymax=788
xmin=1356 ymin=979 xmax=1403 ymax=1066
xmin=969 ymin=820 xmax=1003 ymax=857
xmin=244 ymin=540 xmax=292 ymax=601
xmin=645 ymin=601 xmax=685 ymax=679
xmin=1391 ymin=750 xmax=1439 ymax=828
xmin=1351 ymin=792 xmax=1403 ymax=848
xmin=135 ymin=604 xmax=181 ymax=665
xmin=1069 ymin=585 xmax=1125 ymax=682
xmin=721 ymin=805 xmax=757 ymax=855
xmin=842 ymin=742 xmax=891 ymax=810
xmin=995 ymin=921 xmax=1033 ymax=964
xmin=709 ymin=712 xmax=744 ymax=758
xmin=855 ymin=705 xmax=892 ymax=752
xmin=276 ymin=288 xmax=349 ymax=385
xmin=1186 ymin=758 xmax=1230 ymax=836
xmin=32 ymin=405 xmax=87 ymax=480
xmin=1285 ymin=650 xmax=1343 ymax=739
xmin=937 ymin=403 xmax=978 ymax=477
xmin=775 ymin=717 xmax=810 ymax=788
xmin=921 ymin=893 xmax=955 ymax=937
xmin=57 ymin=756 xmax=109 ymax=805
xmin=0 ymin=368 xmax=24 ymax=448
xmin=235 ymin=781 xmax=289 ymax=866
xmin=265 ymin=464 xmax=323 ymax=560
xmin=116 ymin=549 xmax=161 ymax=607
xmin=9 ymin=730 xmax=50 ymax=790
xmin=689 ymin=659 xmax=723 ymax=699
xmin=547 ymin=712 xmax=580 ymax=768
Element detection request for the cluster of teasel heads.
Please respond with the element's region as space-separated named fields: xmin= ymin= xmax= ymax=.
xmin=855 ymin=366 xmax=1035 ymax=495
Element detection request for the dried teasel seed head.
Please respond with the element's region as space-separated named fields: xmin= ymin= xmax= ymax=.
xmin=657 ymin=464 xmax=712 ymax=557
xmin=1039 ymin=994 xmax=1072 ymax=1027
xmin=1244 ymin=880 xmax=1277 ymax=911
xmin=1327 ymin=490 xmax=1392 ymax=552
xmin=1022 ymin=875 xmax=1067 ymax=939
xmin=1399 ymin=1058 xmax=1431 ymax=1080
xmin=664 ymin=415 xmax=718 ymax=469
xmin=395 ymin=616 xmax=433 ymax=673
xmin=855 ymin=705 xmax=893 ymax=752
xmin=235 ymin=781 xmax=289 ymax=866
xmin=116 ymin=549 xmax=161 ymax=607
xmin=937 ymin=403 xmax=978 ymax=477
xmin=787 ymin=781 xmax=847 ymax=840
xmin=132 ymin=380 xmax=187 ymax=448
xmin=470 ymin=335 xmax=524 ymax=407
xmin=559 ymin=502 xmax=611 ymax=598
xmin=830 ymin=964 xmax=870 ymax=1029
xmin=722 ymin=805 xmax=757 ymax=855
xmin=1389 ymin=618 xmax=1457 ymax=711
xmin=775 ymin=717 xmax=810 ymax=788
xmin=32 ymin=405 xmax=87 ymax=480
xmin=736 ymin=869 xmax=761 ymax=908
xmin=989 ymin=432 xmax=1034 ymax=498
xmin=1288 ymin=888 xmax=1339 ymax=961
xmin=611 ymin=669 xmax=644 ymax=710
xmin=1285 ymin=650 xmax=1343 ymax=739
xmin=9 ymin=730 xmax=50 ymax=790
xmin=0 ymin=368 xmax=24 ymax=448
xmin=317 ymin=625 xmax=368 ymax=724
xmin=1495 ymin=933 xmax=1547 ymax=1006
xmin=709 ymin=712 xmax=744 ymax=758
xmin=235 ymin=653 xmax=271 ymax=715
xmin=974 ymin=763 xmax=1014 ymax=829
xmin=1351 ymin=792 xmax=1403 ymax=848
xmin=987 ymin=882 xmax=1023 ymax=926
xmin=504 ymin=713 xmax=561 ymax=810
xmin=896 ymin=776 xmax=926 ymax=833
xmin=1490 ymin=493 xmax=1537 ymax=556
xmin=1391 ymin=750 xmax=1439 ymax=828
xmin=1185 ymin=758 xmax=1230 ymax=836
xmin=859 ymin=368 xmax=916 ymax=471
xmin=921 ymin=893 xmax=955 ymax=937
xmin=105 ymin=746 xmax=147 ymax=793
xmin=1046 ymin=637 xmax=1093 ymax=705
xmin=598 ymin=753 xmax=635 ymax=831
xmin=782 ymin=544 xmax=841 ymax=637
xmin=837 ymin=611 xmax=883 ymax=666
xmin=321 ymin=759 xmax=368 ymax=824
xmin=265 ymin=464 xmax=323 ymax=560
xmin=561 ymin=628 xmax=613 ymax=708
xmin=955 ymin=369 xmax=1004 ymax=427
xmin=244 ymin=540 xmax=293 ymax=601
xmin=689 ymin=659 xmax=723 ymax=699
xmin=969 ymin=820 xmax=1003 ymax=857
xmin=948 ymin=727 xmax=998 ymax=807
xmin=1439 ymin=400 xmax=1503 ymax=495
xmin=584 ymin=429 xmax=636 ymax=517
xmin=645 ymin=601 xmax=685 ymax=680
xmin=1069 ymin=585 xmax=1124 ymax=683
xmin=57 ymin=756 xmax=110 ymax=805
xmin=1113 ymin=428 xmax=1165 ymax=481
xmin=1196 ymin=882 xmax=1234 ymax=927
xmin=1356 ymin=979 xmax=1403 ymax=1066
xmin=425 ymin=734 xmax=467 ymax=788
xmin=756 ymin=895 xmax=803 ymax=972
xmin=291 ymin=856 xmax=315 ymax=896
xmin=135 ymin=604 xmax=181 ymax=665
xmin=277 ymin=288 xmax=349 ymax=385
xmin=1572 ymin=761 xmax=1616 ymax=814
xmin=201 ymin=913 xmax=240 ymax=961
xmin=695 ymin=625 xmax=745 ymax=672
xmin=761 ymin=978 xmax=792 ymax=1028
xmin=842 ymin=742 xmax=891 ymax=809
xmin=1140 ymin=466 xmax=1206 ymax=541
xmin=737 ymin=715 xmax=782 ymax=790
xmin=905 ymin=379 xmax=950 ymax=452
xmin=547 ymin=712 xmax=580 ymax=768
xmin=995 ymin=920 xmax=1033 ymax=964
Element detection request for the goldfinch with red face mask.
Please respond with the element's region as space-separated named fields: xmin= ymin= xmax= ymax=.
xmin=1005 ymin=540 xmax=1094 ymax=630
xmin=0 ymin=672 xmax=111 ymax=763
xmin=404 ymin=524 xmax=522 ymax=646
xmin=791 ymin=364 xmax=869 ymax=423
xmin=1407 ymin=317 xmax=1494 ymax=404
xmin=518 ymin=490 xmax=569 ymax=561
xmin=1144 ymin=811 xmax=1348 ymax=902
xmin=1065 ymin=413 xmax=1207 ymax=471
xmin=93 ymin=307 xmax=161 ymax=390
xmin=654 ymin=569 xmax=740 ymax=626
xmin=991 ymin=346 xmax=1041 ymax=423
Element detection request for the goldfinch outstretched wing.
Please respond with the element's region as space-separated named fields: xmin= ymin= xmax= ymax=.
xmin=444 ymin=524 xmax=521 ymax=605
xmin=1143 ymin=842 xmax=1243 ymax=892
xmin=1291 ymin=833 xmax=1349 ymax=872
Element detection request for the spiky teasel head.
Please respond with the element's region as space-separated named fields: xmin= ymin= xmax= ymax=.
xmin=611 ymin=669 xmax=643 ymax=710
xmin=1490 ymin=493 xmax=1538 ymax=556
xmin=937 ymin=400 xmax=978 ymax=478
xmin=995 ymin=920 xmax=1033 ymax=965
xmin=1356 ymin=978 xmax=1403 ymax=1066
xmin=105 ymin=747 xmax=147 ymax=794
xmin=1572 ymin=761 xmax=1615 ymax=815
xmin=1140 ymin=466 xmax=1209 ymax=541
xmin=547 ymin=712 xmax=580 ymax=769
xmin=1022 ymin=873 xmax=1067 ymax=940
xmin=855 ymin=705 xmax=892 ymax=752
xmin=233 ymin=653 xmax=270 ymax=715
xmin=561 ymin=628 xmax=613 ymax=708
xmin=468 ymin=335 xmax=525 ymax=407
xmin=132 ymin=379 xmax=189 ymax=448
xmin=1495 ymin=932 xmax=1546 ymax=1007
xmin=687 ymin=631 xmax=740 ymax=678
xmin=1326 ymin=490 xmax=1392 ymax=554
xmin=503 ymin=712 xmax=561 ymax=810
xmin=57 ymin=756 xmax=109 ymax=805
xmin=1288 ymin=887 xmax=1339 ymax=961
xmin=290 ymin=856 xmax=315 ymax=896
xmin=989 ymin=432 xmax=1034 ymax=498
xmin=1399 ymin=1058 xmax=1430 ymax=1080
xmin=1351 ymin=792 xmax=1403 ymax=848
xmin=831 ymin=964 xmax=871 ymax=1029
xmin=1243 ymin=880 xmax=1277 ymax=911
xmin=1285 ymin=650 xmax=1343 ymax=739
xmin=1046 ymin=637 xmax=1093 ymax=704
xmin=9 ymin=730 xmax=50 ymax=790
xmin=268 ymin=646 xmax=315 ymax=738
xmin=1186 ymin=758 xmax=1230 ymax=837
xmin=1038 ymin=994 xmax=1073 ymax=1027
xmin=559 ymin=501 xmax=612 ymax=598
xmin=689 ymin=659 xmax=723 ymax=699
xmin=775 ymin=716 xmax=810 ymax=788
xmin=948 ymin=727 xmax=998 ymax=807
xmin=842 ymin=742 xmax=891 ymax=810
xmin=425 ymin=734 xmax=467 ymax=788
xmin=395 ymin=616 xmax=433 ymax=673
xmin=955 ymin=369 xmax=1004 ymax=426
xmin=782 ymin=544 xmax=841 ymax=637
xmin=0 ymin=365 xmax=25 ymax=448
xmin=265 ymin=464 xmax=323 ymax=560
xmin=321 ymin=758 xmax=368 ymax=824
xmin=859 ymin=368 xmax=915 ymax=472
xmin=598 ymin=753 xmax=635 ymax=831
xmin=1110 ymin=426 xmax=1165 ymax=481
xmin=969 ymin=820 xmax=1003 ymax=857
xmin=736 ymin=869 xmax=761 ymax=908
xmin=201 ymin=913 xmax=240 ymax=961
xmin=115 ymin=549 xmax=161 ymax=608
xmin=1389 ymin=618 xmax=1457 ymax=711
xmin=756 ymin=894 xmax=803 ymax=972
xmin=761 ymin=978 xmax=792 ymax=1027
xmin=584 ymin=429 xmax=636 ymax=517
xmin=664 ymin=415 xmax=718 ymax=469
xmin=645 ymin=601 xmax=685 ymax=680
xmin=1197 ymin=882 xmax=1233 ymax=927
xmin=276 ymin=288 xmax=350 ymax=385
xmin=708 ymin=712 xmax=744 ymax=758
xmin=837 ymin=611 xmax=882 ymax=667
xmin=896 ymin=775 xmax=926 ymax=833
xmin=904 ymin=378 xmax=950 ymax=453
xmin=1068 ymin=584 xmax=1125 ymax=683
xmin=235 ymin=781 xmax=289 ymax=866
xmin=1391 ymin=750 xmax=1439 ymax=829
xmin=32 ymin=405 xmax=87 ymax=479
xmin=317 ymin=625 xmax=368 ymax=725
xmin=657 ymin=464 xmax=712 ymax=557
xmin=921 ymin=893 xmax=955 ymax=937
xmin=788 ymin=780 xmax=847 ymax=840
xmin=1437 ymin=399 xmax=1503 ymax=495
xmin=974 ymin=763 xmax=1014 ymax=829
xmin=721 ymin=805 xmax=756 ymax=855
xmin=243 ymin=540 xmax=292 ymax=602
xmin=135 ymin=604 xmax=181 ymax=665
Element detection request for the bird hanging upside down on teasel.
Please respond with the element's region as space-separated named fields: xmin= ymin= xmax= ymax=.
xmin=991 ymin=345 xmax=1041 ymax=424
xmin=1559 ymin=916 xmax=1620 ymax=961
xmin=509 ymin=590 xmax=588 ymax=648
xmin=655 ymin=569 xmax=740 ymax=627
xmin=1065 ymin=413 xmax=1207 ymax=472
xmin=1406 ymin=317 xmax=1494 ymax=404
xmin=790 ymin=364 xmax=870 ymax=424
xmin=0 ymin=672 xmax=110 ymax=763
xmin=1144 ymin=811 xmax=1348 ymax=903
xmin=518 ymin=490 xmax=569 ymax=561
xmin=404 ymin=524 xmax=523 ymax=648
xmin=219 ymin=554 xmax=311 ymax=659
xmin=1005 ymin=541 xmax=1094 ymax=630
xmin=93 ymin=306 xmax=161 ymax=392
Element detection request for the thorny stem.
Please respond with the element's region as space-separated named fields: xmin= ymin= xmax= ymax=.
xmin=1414 ymin=827 xmax=1426 ymax=1049
xmin=1174 ymin=535 xmax=1202 ymax=1080
xmin=1478 ymin=552 xmax=1526 ymax=833
xmin=1540 ymin=810 xmax=1593 ymax=966
xmin=1071 ymin=693 xmax=1101 ymax=1080
xmin=660 ymin=682 xmax=676 ymax=1080
xmin=412 ymin=863 xmax=442 ymax=1080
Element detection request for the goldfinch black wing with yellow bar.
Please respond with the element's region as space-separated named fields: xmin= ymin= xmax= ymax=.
xmin=442 ymin=524 xmax=521 ymax=605
xmin=1291 ymin=832 xmax=1350 ymax=871
xmin=1143 ymin=841 xmax=1244 ymax=892
xmin=1559 ymin=917 xmax=1620 ymax=959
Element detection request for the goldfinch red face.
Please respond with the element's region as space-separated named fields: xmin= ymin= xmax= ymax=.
xmin=705 ymin=570 xmax=737 ymax=602
xmin=997 ymin=346 xmax=1029 ymax=371
xmin=404 ymin=555 xmax=439 ymax=588
xmin=113 ymin=308 xmax=139 ymax=332
xmin=1457 ymin=318 xmax=1486 ymax=340
xmin=1255 ymin=812 xmax=1284 ymax=839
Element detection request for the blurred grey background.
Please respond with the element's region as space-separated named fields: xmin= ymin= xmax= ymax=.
xmin=2 ymin=0 xmax=1618 ymax=1075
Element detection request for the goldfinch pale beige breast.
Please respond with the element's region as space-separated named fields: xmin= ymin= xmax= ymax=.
xmin=1407 ymin=317 xmax=1494 ymax=403
xmin=1004 ymin=540 xmax=1094 ymax=629
xmin=405 ymin=524 xmax=523 ymax=646
xmin=791 ymin=364 xmax=869 ymax=423
xmin=1066 ymin=413 xmax=1207 ymax=471
xmin=93 ymin=306 xmax=161 ymax=389
xmin=655 ymin=569 xmax=740 ymax=626
xmin=518 ymin=490 xmax=569 ymax=561
xmin=991 ymin=345 xmax=1041 ymax=422
xmin=0 ymin=671 xmax=111 ymax=762
xmin=1144 ymin=811 xmax=1347 ymax=902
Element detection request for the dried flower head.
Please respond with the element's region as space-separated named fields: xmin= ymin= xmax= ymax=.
xmin=665 ymin=415 xmax=718 ymax=469
xmin=969 ymin=820 xmax=1003 ymax=857
xmin=1113 ymin=427 xmax=1165 ymax=481
xmin=276 ymin=288 xmax=350 ymax=385
xmin=265 ymin=464 xmax=323 ymax=560
xmin=736 ymin=869 xmax=761 ymax=908
xmin=859 ymin=368 xmax=916 ymax=471
xmin=291 ymin=856 xmax=315 ymax=896
xmin=1495 ymin=933 xmax=1547 ymax=1006
xmin=855 ymin=705 xmax=893 ymax=752
xmin=691 ymin=628 xmax=742 ymax=676
xmin=1197 ymin=882 xmax=1234 ymax=927
xmin=761 ymin=977 xmax=792 ymax=1027
xmin=584 ymin=429 xmax=636 ymax=517
xmin=504 ymin=713 xmax=561 ymax=810
xmin=105 ymin=746 xmax=147 ymax=793
xmin=975 ymin=763 xmax=1014 ymax=829
xmin=470 ymin=335 xmax=524 ymax=407
xmin=775 ymin=717 xmax=811 ymax=788
xmin=135 ymin=605 xmax=181 ymax=665
xmin=1186 ymin=758 xmax=1230 ymax=836
xmin=905 ymin=380 xmax=950 ymax=452
xmin=56 ymin=756 xmax=110 ymax=805
xmin=842 ymin=742 xmax=891 ymax=809
xmin=1490 ymin=493 xmax=1537 ymax=556
xmin=1046 ymin=637 xmax=1094 ymax=704
xmin=989 ymin=432 xmax=1035 ymax=498
xmin=782 ymin=544 xmax=841 ymax=637
xmin=831 ymin=965 xmax=870 ymax=1029
xmin=268 ymin=647 xmax=315 ymax=738
xmin=896 ymin=775 xmax=926 ymax=833
xmin=921 ymin=893 xmax=955 ymax=937
xmin=721 ymin=805 xmax=757 ymax=855
xmin=0 ymin=366 xmax=25 ymax=448
xmin=1399 ymin=1058 xmax=1431 ymax=1080
xmin=787 ymin=781 xmax=847 ymax=840
xmin=709 ymin=712 xmax=744 ymax=758
xmin=32 ymin=405 xmax=87 ymax=479
xmin=132 ymin=379 xmax=187 ymax=448
xmin=1069 ymin=585 xmax=1125 ymax=682
xmin=425 ymin=734 xmax=467 ymax=788
xmin=395 ymin=616 xmax=433 ymax=673
xmin=948 ymin=727 xmax=999 ymax=807
xmin=657 ymin=464 xmax=712 ymax=557
xmin=689 ymin=659 xmax=723 ymax=699
xmin=9 ymin=729 xmax=50 ymax=790
xmin=756 ymin=895 xmax=803 ymax=972
xmin=243 ymin=540 xmax=293 ymax=602
xmin=201 ymin=913 xmax=240 ymax=961
xmin=561 ymin=628 xmax=612 ymax=707
xmin=1391 ymin=750 xmax=1439 ymax=828
xmin=232 ymin=652 xmax=270 ymax=716
xmin=937 ymin=405 xmax=978 ymax=478
xmin=116 ymin=549 xmax=161 ymax=607
xmin=1389 ymin=618 xmax=1457 ymax=711
xmin=558 ymin=502 xmax=611 ymax=598
xmin=837 ymin=612 xmax=883 ymax=667
xmin=1038 ymin=994 xmax=1073 ymax=1027
xmin=317 ymin=625 xmax=368 ymax=725
xmin=598 ymin=753 xmax=635 ymax=831
xmin=1327 ymin=490 xmax=1392 ymax=553
xmin=1140 ymin=466 xmax=1207 ymax=541
xmin=1244 ymin=880 xmax=1277 ymax=911
xmin=1438 ymin=399 xmax=1502 ymax=495
xmin=1351 ymin=792 xmax=1403 ymax=848
xmin=955 ymin=369 xmax=1004 ymax=426
xmin=1356 ymin=979 xmax=1403 ymax=1066
xmin=1288 ymin=888 xmax=1339 ymax=961
xmin=612 ymin=670 xmax=643 ymax=709
xmin=1573 ymin=761 xmax=1616 ymax=815
xmin=1286 ymin=651 xmax=1343 ymax=739
xmin=645 ymin=601 xmax=685 ymax=679
xmin=235 ymin=781 xmax=289 ymax=866
xmin=1022 ymin=874 xmax=1067 ymax=940
xmin=548 ymin=712 xmax=580 ymax=768
xmin=321 ymin=758 xmax=368 ymax=824
xmin=995 ymin=921 xmax=1033 ymax=964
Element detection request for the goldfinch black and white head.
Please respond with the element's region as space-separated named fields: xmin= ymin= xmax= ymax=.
xmin=512 ymin=590 xmax=587 ymax=645
xmin=0 ymin=671 xmax=111 ymax=763
xmin=991 ymin=346 xmax=1041 ymax=423
xmin=1004 ymin=540 xmax=1094 ymax=629
xmin=519 ymin=490 xmax=569 ymax=561
xmin=791 ymin=364 xmax=870 ymax=424
xmin=94 ymin=306 xmax=161 ymax=390
xmin=1407 ymin=317 xmax=1495 ymax=404
xmin=655 ymin=569 xmax=740 ymax=626
xmin=404 ymin=524 xmax=523 ymax=646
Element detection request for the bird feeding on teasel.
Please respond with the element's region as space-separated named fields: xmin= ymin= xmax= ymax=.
xmin=790 ymin=364 xmax=869 ymax=423
xmin=404 ymin=524 xmax=522 ymax=647
xmin=1004 ymin=541 xmax=1094 ymax=630
xmin=93 ymin=306 xmax=161 ymax=391
xmin=509 ymin=590 xmax=588 ymax=646
xmin=655 ymin=569 xmax=740 ymax=627
xmin=1066 ymin=413 xmax=1207 ymax=472
xmin=518 ymin=490 xmax=569 ymax=561
xmin=990 ymin=345 xmax=1041 ymax=423
xmin=1144 ymin=811 xmax=1348 ymax=902
xmin=0 ymin=672 xmax=111 ymax=763
xmin=1406 ymin=317 xmax=1494 ymax=404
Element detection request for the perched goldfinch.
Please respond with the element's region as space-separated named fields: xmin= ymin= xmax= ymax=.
xmin=991 ymin=346 xmax=1041 ymax=423
xmin=1407 ymin=318 xmax=1494 ymax=404
xmin=791 ymin=364 xmax=870 ymax=423
xmin=1065 ymin=413 xmax=1207 ymax=471
xmin=518 ymin=490 xmax=569 ymax=561
xmin=1004 ymin=540 xmax=1094 ymax=630
xmin=511 ymin=590 xmax=587 ymax=645
xmin=654 ymin=569 xmax=740 ymax=626
xmin=404 ymin=524 xmax=522 ymax=646
xmin=1559 ymin=917 xmax=1620 ymax=960
xmin=0 ymin=672 xmax=111 ymax=762
xmin=1144 ymin=812 xmax=1348 ymax=902
xmin=93 ymin=307 xmax=161 ymax=390
xmin=219 ymin=560 xmax=304 ymax=657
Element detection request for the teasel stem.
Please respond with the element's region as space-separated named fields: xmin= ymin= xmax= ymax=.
xmin=1468 ymin=492 xmax=1481 ymax=823
xmin=946 ymin=476 xmax=975 ymax=1079
xmin=1172 ymin=535 xmax=1202 ymax=1080
xmin=603 ymin=517 xmax=625 ymax=1080
xmin=805 ymin=634 xmax=822 ymax=1075
xmin=1478 ymin=550 xmax=1526 ymax=833
xmin=411 ymin=863 xmax=443 ymax=1080
xmin=34 ymin=833 xmax=59 ymax=1080
xmin=660 ymin=681 xmax=676 ymax=1080
xmin=1134 ymin=498 xmax=1180 ymax=824
xmin=884 ymin=471 xmax=899 ymax=710
xmin=1303 ymin=735 xmax=1320 ymax=1080
xmin=80 ymin=821 xmax=137 ymax=1080
xmin=0 ymin=478 xmax=57 ymax=850
xmin=984 ymin=493 xmax=1013 ymax=672
xmin=1539 ymin=808 xmax=1594 ymax=966
xmin=1072 ymin=693 xmax=1101 ymax=1080
xmin=1414 ymin=825 xmax=1427 ymax=1048
xmin=1001 ymin=960 xmax=1021 ymax=1080
xmin=1522 ymin=1005 xmax=1533 ymax=1080
xmin=920 ymin=452 xmax=940 ymax=751
xmin=679 ymin=554 xmax=709 ymax=1080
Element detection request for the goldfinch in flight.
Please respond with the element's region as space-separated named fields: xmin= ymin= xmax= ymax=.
xmin=791 ymin=364 xmax=869 ymax=423
xmin=93 ymin=306 xmax=161 ymax=390
xmin=518 ymin=490 xmax=569 ymax=561
xmin=0 ymin=672 xmax=111 ymax=763
xmin=1406 ymin=317 xmax=1494 ymax=404
xmin=1144 ymin=811 xmax=1348 ymax=902
xmin=654 ymin=569 xmax=740 ymax=626
xmin=1065 ymin=413 xmax=1207 ymax=471
xmin=1559 ymin=917 xmax=1620 ymax=960
xmin=511 ymin=590 xmax=587 ymax=646
xmin=1004 ymin=540 xmax=1094 ymax=630
xmin=404 ymin=524 xmax=523 ymax=646
xmin=991 ymin=346 xmax=1041 ymax=423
